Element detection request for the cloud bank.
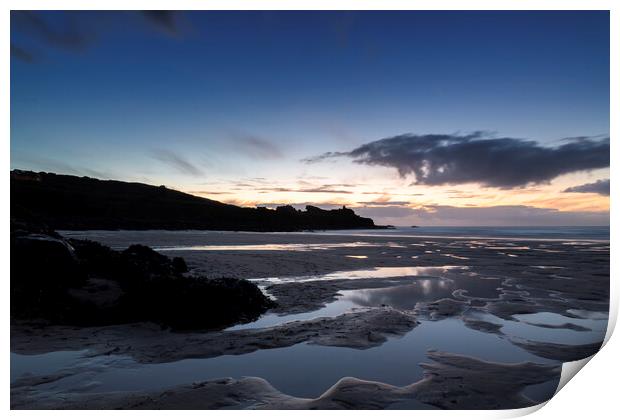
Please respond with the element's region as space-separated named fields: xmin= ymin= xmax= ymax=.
xmin=304 ymin=132 xmax=609 ymax=188
xmin=564 ymin=179 xmax=610 ymax=196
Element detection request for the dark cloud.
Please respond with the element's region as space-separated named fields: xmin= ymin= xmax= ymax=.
xmin=564 ymin=179 xmax=610 ymax=196
xmin=304 ymin=132 xmax=609 ymax=188
xmin=231 ymin=135 xmax=283 ymax=159
xmin=11 ymin=11 xmax=95 ymax=51
xmin=150 ymin=149 xmax=204 ymax=177
xmin=140 ymin=11 xmax=178 ymax=35
xmin=10 ymin=43 xmax=35 ymax=63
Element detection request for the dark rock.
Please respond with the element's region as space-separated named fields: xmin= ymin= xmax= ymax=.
xmin=11 ymin=231 xmax=87 ymax=321
xmin=121 ymin=244 xmax=179 ymax=278
xmin=275 ymin=205 xmax=298 ymax=215
xmin=12 ymin=228 xmax=274 ymax=330
xmin=120 ymin=275 xmax=275 ymax=330
xmin=68 ymin=238 xmax=121 ymax=278
xmin=172 ymin=257 xmax=188 ymax=274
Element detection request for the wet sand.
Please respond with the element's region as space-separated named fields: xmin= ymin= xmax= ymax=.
xmin=11 ymin=351 xmax=561 ymax=410
xmin=11 ymin=230 xmax=609 ymax=409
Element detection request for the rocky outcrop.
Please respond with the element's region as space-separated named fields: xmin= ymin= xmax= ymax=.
xmin=10 ymin=227 xmax=274 ymax=330
xmin=11 ymin=229 xmax=87 ymax=321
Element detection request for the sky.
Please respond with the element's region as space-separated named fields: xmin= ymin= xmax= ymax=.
xmin=10 ymin=11 xmax=610 ymax=226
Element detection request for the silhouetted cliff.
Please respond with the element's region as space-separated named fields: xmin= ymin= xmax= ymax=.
xmin=10 ymin=170 xmax=379 ymax=231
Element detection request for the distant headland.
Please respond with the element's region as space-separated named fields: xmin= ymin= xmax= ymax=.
xmin=10 ymin=170 xmax=382 ymax=231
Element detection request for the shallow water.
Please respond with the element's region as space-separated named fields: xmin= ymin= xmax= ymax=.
xmin=249 ymin=265 xmax=467 ymax=283
xmin=471 ymin=311 xmax=608 ymax=345
xmin=153 ymin=242 xmax=379 ymax=252
xmin=11 ymin=350 xmax=88 ymax=382
xmin=345 ymin=275 xmax=504 ymax=304
xmin=13 ymin=230 xmax=610 ymax=409
xmin=10 ymin=318 xmax=564 ymax=402
xmin=226 ymin=298 xmax=360 ymax=330
xmin=299 ymin=226 xmax=610 ymax=241
xmin=12 ymin=265 xmax=607 ymax=406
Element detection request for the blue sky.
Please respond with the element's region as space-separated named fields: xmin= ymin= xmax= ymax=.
xmin=10 ymin=11 xmax=610 ymax=225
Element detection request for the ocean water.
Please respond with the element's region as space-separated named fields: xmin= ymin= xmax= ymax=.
xmin=310 ymin=226 xmax=610 ymax=241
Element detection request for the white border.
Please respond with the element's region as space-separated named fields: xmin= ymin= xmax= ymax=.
xmin=3 ymin=2 xmax=617 ymax=419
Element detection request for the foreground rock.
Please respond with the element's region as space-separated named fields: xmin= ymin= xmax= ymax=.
xmin=11 ymin=351 xmax=560 ymax=409
xmin=12 ymin=307 xmax=419 ymax=363
xmin=11 ymin=226 xmax=274 ymax=330
xmin=11 ymin=228 xmax=86 ymax=321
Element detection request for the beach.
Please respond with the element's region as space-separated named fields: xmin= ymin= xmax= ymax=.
xmin=11 ymin=228 xmax=609 ymax=409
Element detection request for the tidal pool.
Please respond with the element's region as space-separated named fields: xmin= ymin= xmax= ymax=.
xmin=11 ymin=350 xmax=88 ymax=382
xmin=11 ymin=233 xmax=608 ymax=409
xmin=11 ymin=318 xmax=564 ymax=404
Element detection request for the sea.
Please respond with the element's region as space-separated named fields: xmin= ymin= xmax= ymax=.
xmin=305 ymin=226 xmax=610 ymax=241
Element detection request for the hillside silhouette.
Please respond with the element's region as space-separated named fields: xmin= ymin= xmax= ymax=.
xmin=11 ymin=170 xmax=379 ymax=231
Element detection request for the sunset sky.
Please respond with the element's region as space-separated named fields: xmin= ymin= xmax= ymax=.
xmin=10 ymin=11 xmax=610 ymax=226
